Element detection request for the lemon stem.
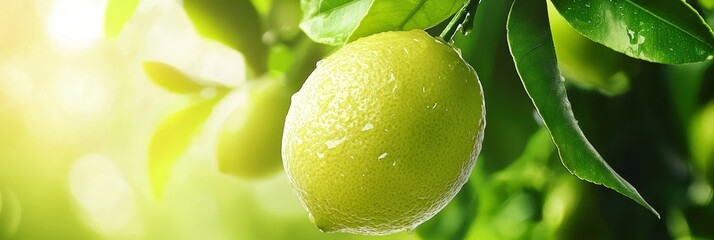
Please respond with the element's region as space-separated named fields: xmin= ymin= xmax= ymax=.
xmin=439 ymin=0 xmax=480 ymax=42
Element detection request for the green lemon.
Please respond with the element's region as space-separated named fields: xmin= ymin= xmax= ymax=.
xmin=548 ymin=2 xmax=634 ymax=96
xmin=217 ymin=78 xmax=291 ymax=178
xmin=691 ymin=101 xmax=714 ymax=185
xmin=282 ymin=29 xmax=485 ymax=235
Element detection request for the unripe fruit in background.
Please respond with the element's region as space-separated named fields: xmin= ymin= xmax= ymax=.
xmin=217 ymin=78 xmax=291 ymax=179
xmin=548 ymin=2 xmax=636 ymax=96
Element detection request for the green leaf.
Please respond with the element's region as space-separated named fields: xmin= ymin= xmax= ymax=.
xmin=507 ymin=0 xmax=659 ymax=217
xmin=104 ymin=0 xmax=140 ymax=38
xmin=142 ymin=61 xmax=207 ymax=94
xmin=300 ymin=0 xmax=464 ymax=45
xmin=183 ymin=0 xmax=268 ymax=75
xmin=549 ymin=0 xmax=714 ymax=64
xmin=148 ymin=98 xmax=221 ymax=198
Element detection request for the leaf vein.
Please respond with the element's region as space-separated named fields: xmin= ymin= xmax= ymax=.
xmin=397 ymin=0 xmax=428 ymax=30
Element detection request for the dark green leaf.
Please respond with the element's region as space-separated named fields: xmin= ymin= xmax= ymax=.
xmin=104 ymin=0 xmax=140 ymax=38
xmin=184 ymin=0 xmax=268 ymax=75
xmin=550 ymin=0 xmax=714 ymax=64
xmin=507 ymin=0 xmax=659 ymax=217
xmin=148 ymin=98 xmax=221 ymax=198
xmin=300 ymin=0 xmax=464 ymax=45
xmin=142 ymin=61 xmax=207 ymax=94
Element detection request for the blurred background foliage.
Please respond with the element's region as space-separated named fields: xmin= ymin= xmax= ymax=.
xmin=0 ymin=0 xmax=713 ymax=239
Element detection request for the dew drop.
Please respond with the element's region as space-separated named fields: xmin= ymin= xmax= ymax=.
xmin=378 ymin=152 xmax=388 ymax=161
xmin=627 ymin=29 xmax=637 ymax=45
xmin=392 ymin=160 xmax=397 ymax=167
xmin=422 ymin=86 xmax=426 ymax=93
xmin=324 ymin=137 xmax=347 ymax=149
xmin=361 ymin=123 xmax=374 ymax=131
xmin=317 ymin=152 xmax=325 ymax=159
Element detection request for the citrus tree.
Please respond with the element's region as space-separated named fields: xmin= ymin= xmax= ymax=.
xmin=124 ymin=0 xmax=714 ymax=238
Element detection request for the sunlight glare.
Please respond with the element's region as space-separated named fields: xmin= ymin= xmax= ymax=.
xmin=46 ymin=0 xmax=106 ymax=51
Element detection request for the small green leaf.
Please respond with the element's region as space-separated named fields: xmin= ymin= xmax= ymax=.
xmin=507 ymin=0 xmax=659 ymax=217
xmin=300 ymin=0 xmax=464 ymax=45
xmin=184 ymin=0 xmax=268 ymax=75
xmin=549 ymin=0 xmax=714 ymax=64
xmin=148 ymin=98 xmax=221 ymax=198
xmin=104 ymin=0 xmax=140 ymax=38
xmin=300 ymin=0 xmax=372 ymax=45
xmin=142 ymin=61 xmax=206 ymax=94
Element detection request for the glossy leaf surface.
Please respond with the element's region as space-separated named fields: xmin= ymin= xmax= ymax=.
xmin=550 ymin=0 xmax=714 ymax=64
xmin=507 ymin=0 xmax=659 ymax=217
xmin=300 ymin=0 xmax=463 ymax=45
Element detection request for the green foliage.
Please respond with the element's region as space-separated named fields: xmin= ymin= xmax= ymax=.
xmin=183 ymin=0 xmax=268 ymax=75
xmin=134 ymin=0 xmax=714 ymax=237
xmin=507 ymin=0 xmax=659 ymax=217
xmin=142 ymin=61 xmax=212 ymax=94
xmin=549 ymin=0 xmax=714 ymax=64
xmin=148 ymin=97 xmax=222 ymax=197
xmin=104 ymin=0 xmax=140 ymax=38
xmin=300 ymin=0 xmax=464 ymax=45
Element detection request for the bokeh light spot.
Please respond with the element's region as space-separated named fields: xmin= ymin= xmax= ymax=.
xmin=69 ymin=154 xmax=136 ymax=234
